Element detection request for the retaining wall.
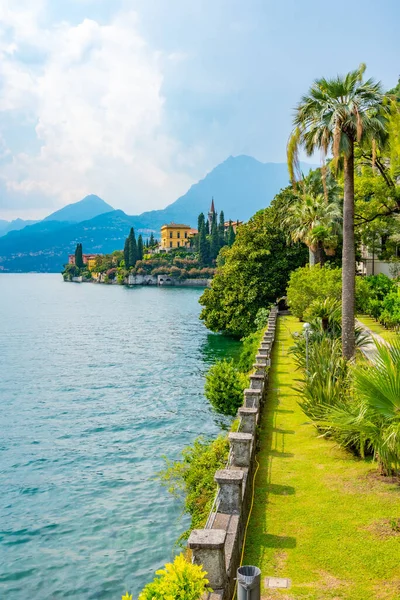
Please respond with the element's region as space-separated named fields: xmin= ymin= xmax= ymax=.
xmin=188 ymin=306 xmax=278 ymax=599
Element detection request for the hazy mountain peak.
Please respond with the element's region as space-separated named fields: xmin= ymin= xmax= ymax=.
xmin=43 ymin=195 xmax=114 ymax=223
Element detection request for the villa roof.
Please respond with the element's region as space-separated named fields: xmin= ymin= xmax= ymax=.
xmin=161 ymin=222 xmax=191 ymax=229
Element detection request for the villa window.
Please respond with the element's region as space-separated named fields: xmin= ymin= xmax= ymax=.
xmin=177 ymin=241 xmax=180 ymax=247
xmin=177 ymin=232 xmax=180 ymax=239
xmin=169 ymin=232 xmax=173 ymax=238
xmin=170 ymin=242 xmax=172 ymax=248
xmin=184 ymin=232 xmax=187 ymax=238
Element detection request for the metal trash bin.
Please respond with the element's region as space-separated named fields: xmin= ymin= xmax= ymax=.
xmin=237 ymin=565 xmax=261 ymax=600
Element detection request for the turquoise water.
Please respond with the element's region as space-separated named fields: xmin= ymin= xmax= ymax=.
xmin=0 ymin=275 xmax=240 ymax=599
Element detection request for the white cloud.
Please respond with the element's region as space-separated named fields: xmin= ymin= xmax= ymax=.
xmin=0 ymin=2 xmax=195 ymax=217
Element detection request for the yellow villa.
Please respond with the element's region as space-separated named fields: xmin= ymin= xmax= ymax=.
xmin=160 ymin=223 xmax=192 ymax=250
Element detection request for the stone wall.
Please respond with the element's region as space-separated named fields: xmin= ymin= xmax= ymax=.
xmin=125 ymin=274 xmax=211 ymax=287
xmin=188 ymin=306 xmax=278 ymax=600
xmin=157 ymin=276 xmax=211 ymax=287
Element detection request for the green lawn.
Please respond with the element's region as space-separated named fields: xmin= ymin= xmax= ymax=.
xmin=357 ymin=314 xmax=399 ymax=344
xmin=243 ymin=316 xmax=400 ymax=600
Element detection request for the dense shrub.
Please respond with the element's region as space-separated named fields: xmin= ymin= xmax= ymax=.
xmin=159 ymin=435 xmax=229 ymax=541
xmin=254 ymin=307 xmax=270 ymax=330
xmin=286 ymin=265 xmax=342 ymax=320
xmin=138 ymin=554 xmax=210 ymax=600
xmin=292 ymin=326 xmax=400 ymax=475
xmin=237 ymin=330 xmax=264 ymax=373
xmin=205 ymin=359 xmax=249 ymax=415
xmin=200 ymin=208 xmax=307 ymax=337
xmin=356 ymin=273 xmax=400 ymax=330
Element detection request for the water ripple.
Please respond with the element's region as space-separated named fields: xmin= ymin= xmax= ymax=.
xmin=0 ymin=274 xmax=241 ymax=599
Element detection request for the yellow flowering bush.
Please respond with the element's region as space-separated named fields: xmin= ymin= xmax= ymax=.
xmin=137 ymin=554 xmax=209 ymax=600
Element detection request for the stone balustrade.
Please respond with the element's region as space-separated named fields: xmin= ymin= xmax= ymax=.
xmin=188 ymin=306 xmax=279 ymax=599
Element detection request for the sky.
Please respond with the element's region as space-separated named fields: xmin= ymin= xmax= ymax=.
xmin=0 ymin=0 xmax=399 ymax=220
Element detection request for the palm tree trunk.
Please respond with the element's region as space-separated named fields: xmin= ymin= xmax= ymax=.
xmin=342 ymin=147 xmax=356 ymax=360
xmin=309 ymin=247 xmax=315 ymax=266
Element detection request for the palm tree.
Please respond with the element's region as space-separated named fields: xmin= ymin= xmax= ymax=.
xmin=288 ymin=64 xmax=389 ymax=359
xmin=284 ymin=191 xmax=341 ymax=265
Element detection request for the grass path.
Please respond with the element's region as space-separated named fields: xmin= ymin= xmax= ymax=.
xmin=243 ymin=315 xmax=400 ymax=600
xmin=357 ymin=314 xmax=398 ymax=344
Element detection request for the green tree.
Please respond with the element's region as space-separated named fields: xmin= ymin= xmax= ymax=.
xmin=123 ymin=237 xmax=129 ymax=267
xmin=218 ymin=210 xmax=225 ymax=248
xmin=75 ymin=243 xmax=84 ymax=269
xmin=200 ymin=207 xmax=308 ymax=337
xmin=210 ymin=220 xmax=220 ymax=260
xmin=128 ymin=227 xmax=137 ymax=268
xmin=149 ymin=232 xmax=155 ymax=247
xmin=205 ymin=219 xmax=210 ymax=235
xmin=285 ymin=192 xmax=342 ymax=265
xmin=197 ymin=213 xmax=206 ymax=250
xmin=288 ymin=64 xmax=389 ymax=359
xmin=137 ymin=234 xmax=144 ymax=261
xmin=227 ymin=220 xmax=235 ymax=246
xmin=198 ymin=222 xmax=210 ymax=266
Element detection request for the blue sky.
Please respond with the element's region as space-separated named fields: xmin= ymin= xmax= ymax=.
xmin=0 ymin=0 xmax=398 ymax=219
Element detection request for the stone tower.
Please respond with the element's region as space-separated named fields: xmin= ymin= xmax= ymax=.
xmin=208 ymin=197 xmax=216 ymax=230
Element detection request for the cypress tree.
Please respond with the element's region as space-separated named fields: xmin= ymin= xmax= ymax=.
xmin=75 ymin=243 xmax=84 ymax=269
xmin=210 ymin=220 xmax=220 ymax=260
xmin=138 ymin=234 xmax=144 ymax=261
xmin=149 ymin=232 xmax=155 ymax=247
xmin=198 ymin=222 xmax=209 ymax=266
xmin=205 ymin=219 xmax=210 ymax=235
xmin=123 ymin=237 xmax=130 ymax=267
xmin=198 ymin=212 xmax=205 ymax=232
xmin=128 ymin=227 xmax=137 ymax=268
xmin=197 ymin=213 xmax=205 ymax=250
xmin=218 ymin=210 xmax=225 ymax=248
xmin=227 ymin=221 xmax=236 ymax=247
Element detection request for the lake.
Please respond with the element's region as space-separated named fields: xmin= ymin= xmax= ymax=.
xmin=0 ymin=275 xmax=240 ymax=599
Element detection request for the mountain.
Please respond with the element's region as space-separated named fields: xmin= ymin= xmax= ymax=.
xmin=0 ymin=218 xmax=39 ymax=237
xmin=43 ymin=194 xmax=114 ymax=223
xmin=0 ymin=156 xmax=316 ymax=272
xmin=0 ymin=210 xmax=146 ymax=272
xmin=136 ymin=155 xmax=314 ymax=228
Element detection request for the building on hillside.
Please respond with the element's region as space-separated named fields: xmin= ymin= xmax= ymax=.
xmin=224 ymin=220 xmax=243 ymax=233
xmin=358 ymin=240 xmax=400 ymax=279
xmin=160 ymin=223 xmax=192 ymax=250
xmin=68 ymin=253 xmax=99 ymax=270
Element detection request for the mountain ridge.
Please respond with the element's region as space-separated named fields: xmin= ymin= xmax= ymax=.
xmin=0 ymin=155 xmax=315 ymax=272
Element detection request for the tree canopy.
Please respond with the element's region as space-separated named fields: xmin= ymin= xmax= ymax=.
xmin=199 ymin=206 xmax=308 ymax=337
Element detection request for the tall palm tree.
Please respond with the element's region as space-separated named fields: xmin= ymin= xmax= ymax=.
xmin=288 ymin=64 xmax=389 ymax=359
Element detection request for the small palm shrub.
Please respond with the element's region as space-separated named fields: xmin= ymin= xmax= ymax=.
xmin=292 ymin=336 xmax=350 ymax=422
xmin=138 ymin=554 xmax=210 ymax=600
xmin=205 ymin=359 xmax=248 ymax=415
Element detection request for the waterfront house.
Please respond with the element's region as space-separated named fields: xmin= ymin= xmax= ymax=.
xmin=160 ymin=223 xmax=192 ymax=250
xmin=68 ymin=253 xmax=99 ymax=270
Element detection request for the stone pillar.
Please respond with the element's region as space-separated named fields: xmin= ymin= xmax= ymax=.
xmin=253 ymin=363 xmax=266 ymax=376
xmin=244 ymin=388 xmax=261 ymax=408
xmin=255 ymin=353 xmax=268 ymax=365
xmin=214 ymin=469 xmax=243 ymax=514
xmin=238 ymin=406 xmax=258 ymax=434
xmin=260 ymin=342 xmax=271 ymax=350
xmin=228 ymin=432 xmax=252 ymax=467
xmin=250 ymin=374 xmax=264 ymax=390
xmin=188 ymin=529 xmax=227 ymax=589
